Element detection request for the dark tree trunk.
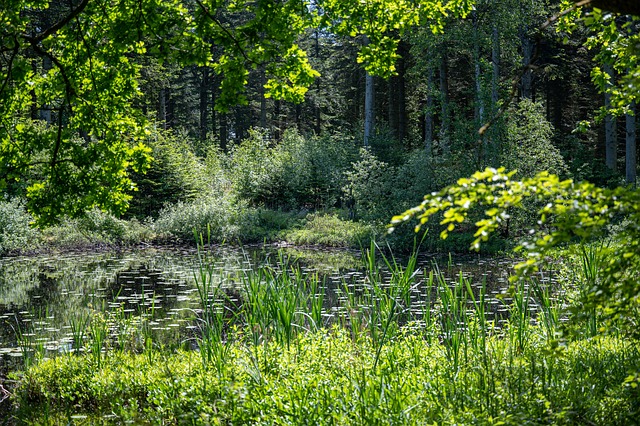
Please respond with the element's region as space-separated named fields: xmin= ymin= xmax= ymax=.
xmin=626 ymin=102 xmax=636 ymax=185
xmin=397 ymin=41 xmax=407 ymax=143
xmin=604 ymin=63 xmax=617 ymax=170
xmin=199 ymin=67 xmax=209 ymax=142
xmin=388 ymin=75 xmax=399 ymax=138
xmin=425 ymin=68 xmax=435 ymax=156
xmin=491 ymin=25 xmax=500 ymax=110
xmin=274 ymin=100 xmax=281 ymax=140
xmin=520 ymin=23 xmax=533 ymax=100
xmin=260 ymin=68 xmax=267 ymax=129
xmin=364 ymin=71 xmax=375 ymax=146
xmin=439 ymin=49 xmax=450 ymax=154
xmin=219 ymin=112 xmax=228 ymax=152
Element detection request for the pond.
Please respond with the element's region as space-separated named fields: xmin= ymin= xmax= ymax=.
xmin=0 ymin=245 xmax=549 ymax=374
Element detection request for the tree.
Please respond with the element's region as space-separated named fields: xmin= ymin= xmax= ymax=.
xmin=1 ymin=0 xmax=475 ymax=224
xmin=392 ymin=0 xmax=640 ymax=326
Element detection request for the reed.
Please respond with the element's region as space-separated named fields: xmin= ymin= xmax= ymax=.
xmin=578 ymin=243 xmax=602 ymax=337
xmin=193 ymin=234 xmax=234 ymax=374
xmin=88 ymin=313 xmax=108 ymax=369
xmin=68 ymin=311 xmax=91 ymax=355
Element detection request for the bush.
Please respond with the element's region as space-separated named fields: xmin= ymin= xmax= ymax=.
xmin=226 ymin=129 xmax=358 ymax=210
xmin=343 ymin=148 xmax=396 ymax=223
xmin=42 ymin=209 xmax=154 ymax=248
xmin=127 ymin=128 xmax=211 ymax=218
xmin=284 ymin=212 xmax=374 ymax=247
xmin=154 ymin=194 xmax=249 ymax=242
xmin=0 ymin=198 xmax=39 ymax=254
xmin=502 ymin=100 xmax=568 ymax=179
xmin=499 ymin=100 xmax=569 ymax=237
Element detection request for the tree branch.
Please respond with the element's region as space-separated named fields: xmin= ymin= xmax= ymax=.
xmin=0 ymin=38 xmax=19 ymax=98
xmin=194 ymin=0 xmax=254 ymax=64
xmin=30 ymin=0 xmax=91 ymax=43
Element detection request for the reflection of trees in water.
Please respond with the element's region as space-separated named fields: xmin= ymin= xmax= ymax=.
xmin=108 ymin=263 xmax=187 ymax=316
xmin=0 ymin=251 xmax=203 ymax=363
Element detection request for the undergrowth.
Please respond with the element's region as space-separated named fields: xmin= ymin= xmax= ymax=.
xmin=6 ymin=242 xmax=640 ymax=424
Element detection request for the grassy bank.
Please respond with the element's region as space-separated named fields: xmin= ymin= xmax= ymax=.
xmin=13 ymin=330 xmax=638 ymax=424
xmin=5 ymin=244 xmax=639 ymax=424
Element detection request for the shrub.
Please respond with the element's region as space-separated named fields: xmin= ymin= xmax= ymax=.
xmin=284 ymin=212 xmax=374 ymax=247
xmin=127 ymin=128 xmax=211 ymax=218
xmin=343 ymin=148 xmax=396 ymax=223
xmin=0 ymin=198 xmax=39 ymax=254
xmin=154 ymin=194 xmax=249 ymax=242
xmin=226 ymin=129 xmax=358 ymax=210
xmin=41 ymin=209 xmax=154 ymax=248
xmin=502 ymin=99 xmax=568 ymax=179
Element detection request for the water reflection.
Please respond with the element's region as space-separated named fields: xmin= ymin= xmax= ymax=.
xmin=0 ymin=245 xmax=540 ymax=373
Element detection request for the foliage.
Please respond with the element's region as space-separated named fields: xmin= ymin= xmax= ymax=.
xmin=0 ymin=0 xmax=475 ymax=223
xmin=9 ymin=249 xmax=640 ymax=423
xmin=127 ymin=128 xmax=211 ymax=219
xmin=226 ymin=129 xmax=358 ymax=210
xmin=502 ymin=100 xmax=568 ymax=179
xmin=343 ymin=148 xmax=396 ymax=223
xmin=391 ymin=168 xmax=640 ymax=325
xmin=0 ymin=198 xmax=39 ymax=254
xmin=13 ymin=331 xmax=638 ymax=425
xmin=42 ymin=209 xmax=154 ymax=248
xmin=153 ymin=194 xmax=251 ymax=243
xmin=225 ymin=129 xmax=292 ymax=208
xmin=284 ymin=212 xmax=374 ymax=247
xmin=559 ymin=1 xmax=640 ymax=117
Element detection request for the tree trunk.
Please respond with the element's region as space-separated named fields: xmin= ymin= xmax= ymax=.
xmin=295 ymin=104 xmax=302 ymax=132
xmin=388 ymin=76 xmax=399 ymax=139
xmin=520 ymin=26 xmax=533 ymax=100
xmin=439 ymin=49 xmax=450 ymax=155
xmin=40 ymin=56 xmax=53 ymax=124
xmin=473 ymin=12 xmax=484 ymax=125
xmin=314 ymin=29 xmax=322 ymax=134
xmin=235 ymin=106 xmax=248 ymax=144
xmin=425 ymin=67 xmax=435 ymax=156
xmin=199 ymin=67 xmax=209 ymax=142
xmin=397 ymin=41 xmax=407 ymax=143
xmin=210 ymin=74 xmax=216 ymax=140
xmin=364 ymin=71 xmax=375 ymax=146
xmin=260 ymin=68 xmax=267 ymax=129
xmin=158 ymin=88 xmax=167 ymax=130
xmin=491 ymin=25 xmax=500 ymax=109
xmin=273 ymin=100 xmax=281 ymax=140
xmin=219 ymin=113 xmax=228 ymax=152
xmin=604 ymin=62 xmax=617 ymax=170
xmin=626 ymin=102 xmax=636 ymax=185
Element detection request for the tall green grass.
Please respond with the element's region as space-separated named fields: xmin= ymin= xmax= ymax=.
xmin=8 ymin=242 xmax=639 ymax=424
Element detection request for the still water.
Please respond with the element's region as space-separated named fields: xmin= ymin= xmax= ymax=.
xmin=0 ymin=245 xmax=529 ymax=373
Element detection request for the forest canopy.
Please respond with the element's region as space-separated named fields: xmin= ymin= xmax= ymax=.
xmin=1 ymin=0 xmax=639 ymax=225
xmin=0 ymin=0 xmax=473 ymax=224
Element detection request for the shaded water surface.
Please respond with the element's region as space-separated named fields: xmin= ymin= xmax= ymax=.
xmin=0 ymin=245 xmax=538 ymax=373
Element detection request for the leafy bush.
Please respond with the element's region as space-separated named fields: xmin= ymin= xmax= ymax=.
xmin=42 ymin=209 xmax=154 ymax=247
xmin=225 ymin=129 xmax=358 ymax=210
xmin=497 ymin=100 xmax=570 ymax=237
xmin=0 ymin=198 xmax=39 ymax=254
xmin=153 ymin=194 xmax=250 ymax=242
xmin=154 ymin=194 xmax=303 ymax=243
xmin=502 ymin=100 xmax=568 ymax=179
xmin=284 ymin=212 xmax=374 ymax=247
xmin=343 ymin=148 xmax=396 ymax=223
xmin=127 ymin=128 xmax=211 ymax=218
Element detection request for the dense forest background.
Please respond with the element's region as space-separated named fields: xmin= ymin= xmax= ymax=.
xmin=1 ymin=0 xmax=638 ymax=253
